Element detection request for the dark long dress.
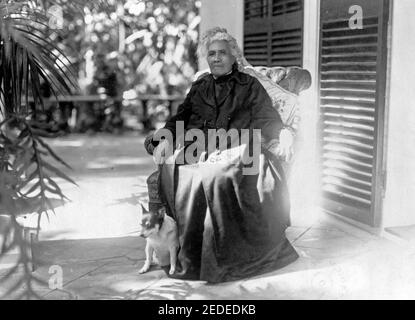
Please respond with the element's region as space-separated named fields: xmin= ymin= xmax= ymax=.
xmin=151 ymin=65 xmax=299 ymax=283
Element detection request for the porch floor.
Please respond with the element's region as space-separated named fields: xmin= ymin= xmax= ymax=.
xmin=1 ymin=133 xmax=414 ymax=300
xmin=2 ymin=214 xmax=414 ymax=300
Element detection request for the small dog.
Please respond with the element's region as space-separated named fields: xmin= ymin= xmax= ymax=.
xmin=139 ymin=204 xmax=179 ymax=275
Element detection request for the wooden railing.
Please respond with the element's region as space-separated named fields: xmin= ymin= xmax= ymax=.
xmin=28 ymin=94 xmax=184 ymax=103
xmin=27 ymin=94 xmax=185 ymax=131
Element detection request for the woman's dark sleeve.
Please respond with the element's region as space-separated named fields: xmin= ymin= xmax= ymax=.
xmin=144 ymin=86 xmax=194 ymax=154
xmin=248 ymin=78 xmax=284 ymax=151
xmin=163 ymin=86 xmax=194 ymax=137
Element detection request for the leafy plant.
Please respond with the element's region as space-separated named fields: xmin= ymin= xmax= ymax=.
xmin=0 ymin=0 xmax=77 ymax=299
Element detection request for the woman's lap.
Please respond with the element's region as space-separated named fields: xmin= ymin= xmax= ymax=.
xmin=159 ymin=155 xmax=298 ymax=283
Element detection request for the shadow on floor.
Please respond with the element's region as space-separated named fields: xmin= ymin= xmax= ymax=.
xmin=107 ymin=190 xmax=149 ymax=207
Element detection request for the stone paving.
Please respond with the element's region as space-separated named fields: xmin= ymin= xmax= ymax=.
xmin=1 ymin=133 xmax=415 ymax=300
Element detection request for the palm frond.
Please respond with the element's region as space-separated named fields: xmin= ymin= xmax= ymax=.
xmin=1 ymin=1 xmax=78 ymax=299
xmin=1 ymin=3 xmax=78 ymax=115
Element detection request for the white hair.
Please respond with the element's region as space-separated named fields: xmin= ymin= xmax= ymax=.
xmin=197 ymin=27 xmax=251 ymax=71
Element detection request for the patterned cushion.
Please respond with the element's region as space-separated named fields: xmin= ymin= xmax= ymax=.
xmin=243 ymin=66 xmax=311 ymax=162
xmin=242 ymin=66 xmax=302 ymax=131
xmin=251 ymin=66 xmax=311 ymax=95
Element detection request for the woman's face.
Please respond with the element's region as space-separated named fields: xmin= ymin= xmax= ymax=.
xmin=207 ymin=40 xmax=236 ymax=77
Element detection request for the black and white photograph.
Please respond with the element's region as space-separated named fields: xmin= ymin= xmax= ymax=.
xmin=0 ymin=0 xmax=414 ymax=303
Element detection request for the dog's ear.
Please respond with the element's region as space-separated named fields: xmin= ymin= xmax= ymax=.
xmin=157 ymin=206 xmax=166 ymax=218
xmin=140 ymin=203 xmax=148 ymax=214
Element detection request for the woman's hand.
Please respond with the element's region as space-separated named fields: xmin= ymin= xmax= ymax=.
xmin=152 ymin=139 xmax=171 ymax=164
xmin=267 ymin=128 xmax=295 ymax=162
xmin=276 ymin=128 xmax=294 ymax=162
xmin=144 ymin=133 xmax=156 ymax=155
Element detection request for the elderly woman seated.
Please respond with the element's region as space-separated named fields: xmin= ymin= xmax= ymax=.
xmin=144 ymin=27 xmax=310 ymax=283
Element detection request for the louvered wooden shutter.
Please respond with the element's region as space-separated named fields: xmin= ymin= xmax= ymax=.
xmin=319 ymin=0 xmax=389 ymax=227
xmin=244 ymin=0 xmax=304 ymax=67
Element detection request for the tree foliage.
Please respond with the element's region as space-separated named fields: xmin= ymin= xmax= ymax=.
xmin=54 ymin=0 xmax=200 ymax=96
xmin=0 ymin=0 xmax=200 ymax=299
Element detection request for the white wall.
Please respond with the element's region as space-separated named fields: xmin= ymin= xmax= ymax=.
xmin=382 ymin=0 xmax=415 ymax=228
xmin=199 ymin=0 xmax=244 ymax=70
xmin=289 ymin=0 xmax=321 ymax=226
